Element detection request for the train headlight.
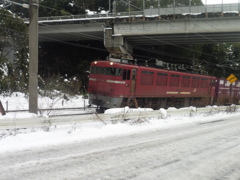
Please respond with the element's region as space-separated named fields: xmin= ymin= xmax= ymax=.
xmin=94 ymin=61 xmax=97 ymax=64
xmin=110 ymin=62 xmax=113 ymax=65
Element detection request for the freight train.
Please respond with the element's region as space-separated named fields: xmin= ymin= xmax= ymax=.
xmin=88 ymin=58 xmax=240 ymax=112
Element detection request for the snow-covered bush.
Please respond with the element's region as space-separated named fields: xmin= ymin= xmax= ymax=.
xmin=39 ymin=74 xmax=82 ymax=98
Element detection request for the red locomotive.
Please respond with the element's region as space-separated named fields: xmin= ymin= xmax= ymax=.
xmin=88 ymin=58 xmax=239 ymax=111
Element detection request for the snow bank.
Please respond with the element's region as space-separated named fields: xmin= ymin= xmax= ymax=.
xmin=1 ymin=111 xmax=240 ymax=153
xmin=159 ymin=108 xmax=167 ymax=119
xmin=0 ymin=113 xmax=37 ymax=120
xmin=104 ymin=106 xmax=153 ymax=114
xmin=85 ymin=9 xmax=97 ymax=15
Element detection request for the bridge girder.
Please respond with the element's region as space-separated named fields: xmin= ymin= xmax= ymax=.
xmin=125 ymin=32 xmax=240 ymax=46
xmin=38 ymin=16 xmax=240 ymax=47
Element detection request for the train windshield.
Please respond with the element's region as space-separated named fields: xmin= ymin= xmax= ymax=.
xmin=90 ymin=66 xmax=122 ymax=76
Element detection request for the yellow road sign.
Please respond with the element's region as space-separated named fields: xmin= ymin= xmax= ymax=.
xmin=227 ymin=74 xmax=237 ymax=84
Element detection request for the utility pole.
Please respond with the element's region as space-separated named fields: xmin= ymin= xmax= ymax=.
xmin=205 ymin=0 xmax=208 ymax=18
xmin=221 ymin=0 xmax=223 ymax=14
xmin=29 ymin=0 xmax=39 ymax=114
xmin=173 ymin=0 xmax=175 ymax=19
xmin=113 ymin=0 xmax=116 ymax=16
xmin=143 ymin=0 xmax=145 ymax=11
xmin=128 ymin=0 xmax=130 ymax=16
xmin=189 ymin=0 xmax=191 ymax=14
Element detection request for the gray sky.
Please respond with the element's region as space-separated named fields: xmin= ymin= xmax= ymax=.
xmin=203 ymin=0 xmax=239 ymax=4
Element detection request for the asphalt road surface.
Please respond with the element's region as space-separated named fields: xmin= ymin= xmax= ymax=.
xmin=0 ymin=116 xmax=240 ymax=180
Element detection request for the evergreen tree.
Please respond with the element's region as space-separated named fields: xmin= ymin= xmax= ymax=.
xmin=226 ymin=43 xmax=240 ymax=78
xmin=39 ymin=0 xmax=80 ymax=17
xmin=0 ymin=8 xmax=28 ymax=93
xmin=199 ymin=44 xmax=230 ymax=78
xmin=4 ymin=0 xmax=29 ymax=18
xmin=5 ymin=0 xmax=81 ymax=17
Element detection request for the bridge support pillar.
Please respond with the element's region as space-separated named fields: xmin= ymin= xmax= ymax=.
xmin=104 ymin=27 xmax=133 ymax=59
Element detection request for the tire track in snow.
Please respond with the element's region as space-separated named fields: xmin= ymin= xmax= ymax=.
xmin=0 ymin=116 xmax=240 ymax=179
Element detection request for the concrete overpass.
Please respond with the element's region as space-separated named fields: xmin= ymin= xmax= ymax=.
xmin=28 ymin=3 xmax=240 ymax=58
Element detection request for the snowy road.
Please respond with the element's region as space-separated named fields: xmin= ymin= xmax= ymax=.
xmin=1 ymin=116 xmax=240 ymax=180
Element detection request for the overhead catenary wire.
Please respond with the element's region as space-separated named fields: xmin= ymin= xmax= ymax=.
xmin=1 ymin=1 xmax=239 ymax=76
xmin=114 ymin=1 xmax=236 ymax=59
xmin=20 ymin=0 xmax=73 ymax=15
xmin=31 ymin=0 xmax=225 ymax=58
xmin=36 ymin=17 xmax=218 ymax=62
xmin=1 ymin=1 xmax=238 ymax=65
xmin=39 ymin=36 xmax=108 ymax=52
xmin=6 ymin=0 xmax=226 ymax=59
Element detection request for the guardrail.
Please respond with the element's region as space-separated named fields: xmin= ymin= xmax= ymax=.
xmin=0 ymin=105 xmax=239 ymax=130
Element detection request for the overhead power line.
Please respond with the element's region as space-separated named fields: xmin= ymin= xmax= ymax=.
xmin=1 ymin=1 xmax=237 ymax=63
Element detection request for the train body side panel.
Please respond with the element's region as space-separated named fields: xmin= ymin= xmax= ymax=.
xmin=134 ymin=66 xmax=215 ymax=99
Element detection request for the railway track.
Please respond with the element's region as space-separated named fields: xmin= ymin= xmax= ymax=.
xmin=5 ymin=106 xmax=95 ymax=113
xmin=3 ymin=106 xmax=97 ymax=117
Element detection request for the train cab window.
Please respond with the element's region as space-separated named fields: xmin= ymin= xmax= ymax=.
xmin=91 ymin=66 xmax=103 ymax=74
xmin=181 ymin=76 xmax=190 ymax=87
xmin=97 ymin=67 xmax=103 ymax=74
xmin=106 ymin=67 xmax=114 ymax=75
xmin=102 ymin=67 xmax=107 ymax=75
xmin=90 ymin=66 xmax=94 ymax=74
xmin=123 ymin=69 xmax=131 ymax=80
xmin=156 ymin=73 xmax=168 ymax=86
xmin=106 ymin=68 xmax=122 ymax=76
xmin=91 ymin=66 xmax=123 ymax=76
xmin=170 ymin=74 xmax=180 ymax=87
xmin=116 ymin=68 xmax=122 ymax=76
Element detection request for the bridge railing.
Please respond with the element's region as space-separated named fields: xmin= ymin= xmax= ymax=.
xmin=36 ymin=14 xmax=111 ymax=22
xmin=24 ymin=11 xmax=145 ymax=23
xmin=23 ymin=13 xmax=113 ymax=23
xmin=23 ymin=3 xmax=240 ymax=23
xmin=144 ymin=3 xmax=239 ymax=16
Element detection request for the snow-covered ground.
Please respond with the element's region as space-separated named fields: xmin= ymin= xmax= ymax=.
xmin=0 ymin=92 xmax=88 ymax=117
xmin=0 ymin=92 xmax=240 ymax=154
xmin=1 ymin=93 xmax=240 ymax=179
